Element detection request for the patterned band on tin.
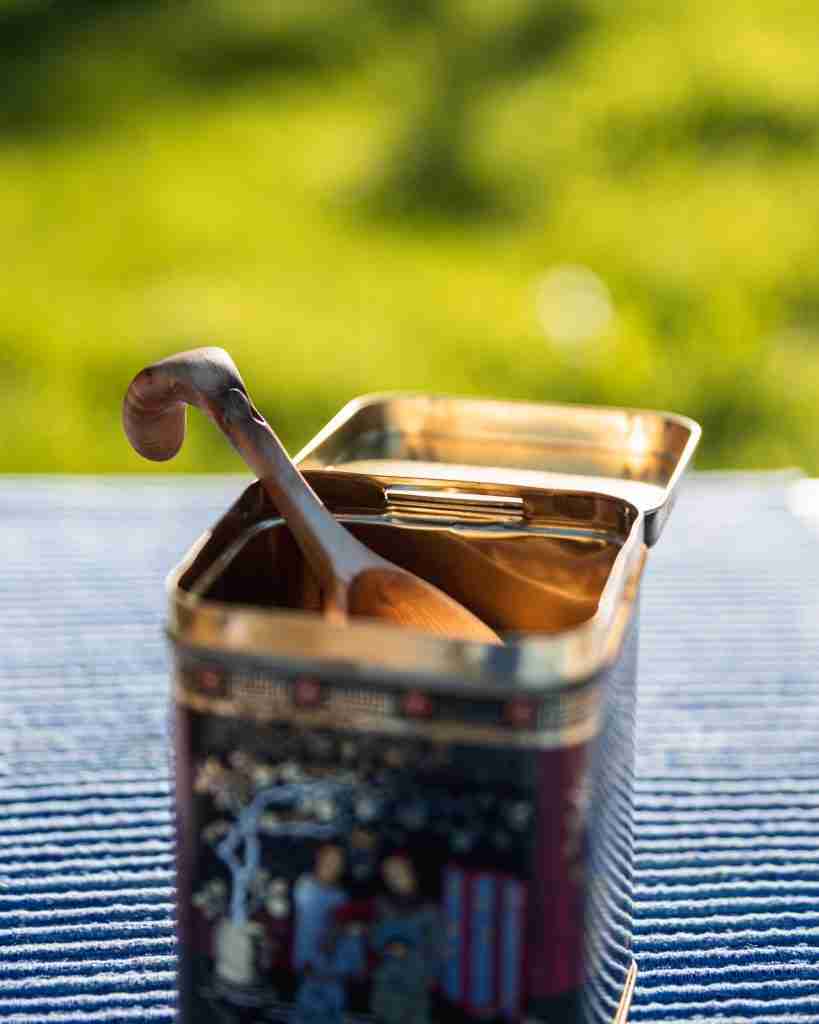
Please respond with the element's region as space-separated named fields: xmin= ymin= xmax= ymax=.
xmin=175 ymin=655 xmax=602 ymax=751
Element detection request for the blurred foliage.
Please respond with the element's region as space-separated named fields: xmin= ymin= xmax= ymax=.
xmin=0 ymin=0 xmax=817 ymax=472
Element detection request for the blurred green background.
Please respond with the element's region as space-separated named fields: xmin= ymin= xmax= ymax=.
xmin=2 ymin=0 xmax=817 ymax=472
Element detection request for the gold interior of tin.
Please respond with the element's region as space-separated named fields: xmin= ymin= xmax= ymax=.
xmin=170 ymin=478 xmax=646 ymax=687
xmin=297 ymin=394 xmax=699 ymax=531
xmin=194 ymin=516 xmax=620 ymax=636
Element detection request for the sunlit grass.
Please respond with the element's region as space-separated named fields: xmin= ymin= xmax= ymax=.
xmin=1 ymin=0 xmax=818 ymax=472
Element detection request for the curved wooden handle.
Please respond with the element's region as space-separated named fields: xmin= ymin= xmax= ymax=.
xmin=123 ymin=347 xmax=375 ymax=614
xmin=123 ymin=346 xmax=252 ymax=461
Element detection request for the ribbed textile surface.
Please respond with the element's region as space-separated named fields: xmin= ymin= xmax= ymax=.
xmin=1 ymin=472 xmax=818 ymax=1023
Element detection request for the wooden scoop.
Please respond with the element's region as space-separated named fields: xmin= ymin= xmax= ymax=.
xmin=123 ymin=347 xmax=500 ymax=644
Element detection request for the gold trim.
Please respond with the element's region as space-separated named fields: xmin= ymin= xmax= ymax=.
xmin=168 ymin=506 xmax=646 ymax=694
xmin=174 ymin=683 xmax=601 ymax=749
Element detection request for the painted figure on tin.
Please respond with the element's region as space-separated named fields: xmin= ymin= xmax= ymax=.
xmin=371 ymin=853 xmax=439 ymax=1024
xmin=291 ymin=844 xmax=364 ymax=1024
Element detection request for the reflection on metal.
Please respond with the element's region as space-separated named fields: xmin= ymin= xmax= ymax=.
xmin=384 ymin=485 xmax=525 ymax=522
xmin=296 ymin=392 xmax=700 ymax=546
xmin=612 ymin=961 xmax=637 ymax=1024
xmin=168 ymin=476 xmax=646 ymax=693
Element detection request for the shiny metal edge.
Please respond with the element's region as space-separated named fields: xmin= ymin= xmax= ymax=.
xmin=612 ymin=961 xmax=637 ymax=1024
xmin=167 ymin=512 xmax=647 ymax=694
xmin=294 ymin=391 xmax=701 ymax=546
xmin=645 ymin=414 xmax=700 ymax=545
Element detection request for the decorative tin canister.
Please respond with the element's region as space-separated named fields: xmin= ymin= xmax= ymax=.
xmin=166 ymin=393 xmax=699 ymax=1024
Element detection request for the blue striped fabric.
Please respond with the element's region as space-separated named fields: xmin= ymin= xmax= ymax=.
xmin=1 ymin=473 xmax=818 ymax=1023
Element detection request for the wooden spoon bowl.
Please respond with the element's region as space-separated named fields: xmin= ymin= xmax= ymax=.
xmin=123 ymin=347 xmax=500 ymax=645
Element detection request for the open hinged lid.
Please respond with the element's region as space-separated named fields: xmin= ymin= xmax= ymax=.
xmin=296 ymin=394 xmax=700 ymax=545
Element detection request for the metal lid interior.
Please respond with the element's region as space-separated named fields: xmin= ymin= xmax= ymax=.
xmin=296 ymin=394 xmax=700 ymax=545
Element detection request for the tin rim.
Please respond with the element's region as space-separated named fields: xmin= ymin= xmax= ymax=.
xmin=167 ymin=497 xmax=647 ymax=696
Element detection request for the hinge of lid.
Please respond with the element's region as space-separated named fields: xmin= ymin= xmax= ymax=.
xmin=384 ymin=485 xmax=525 ymax=523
